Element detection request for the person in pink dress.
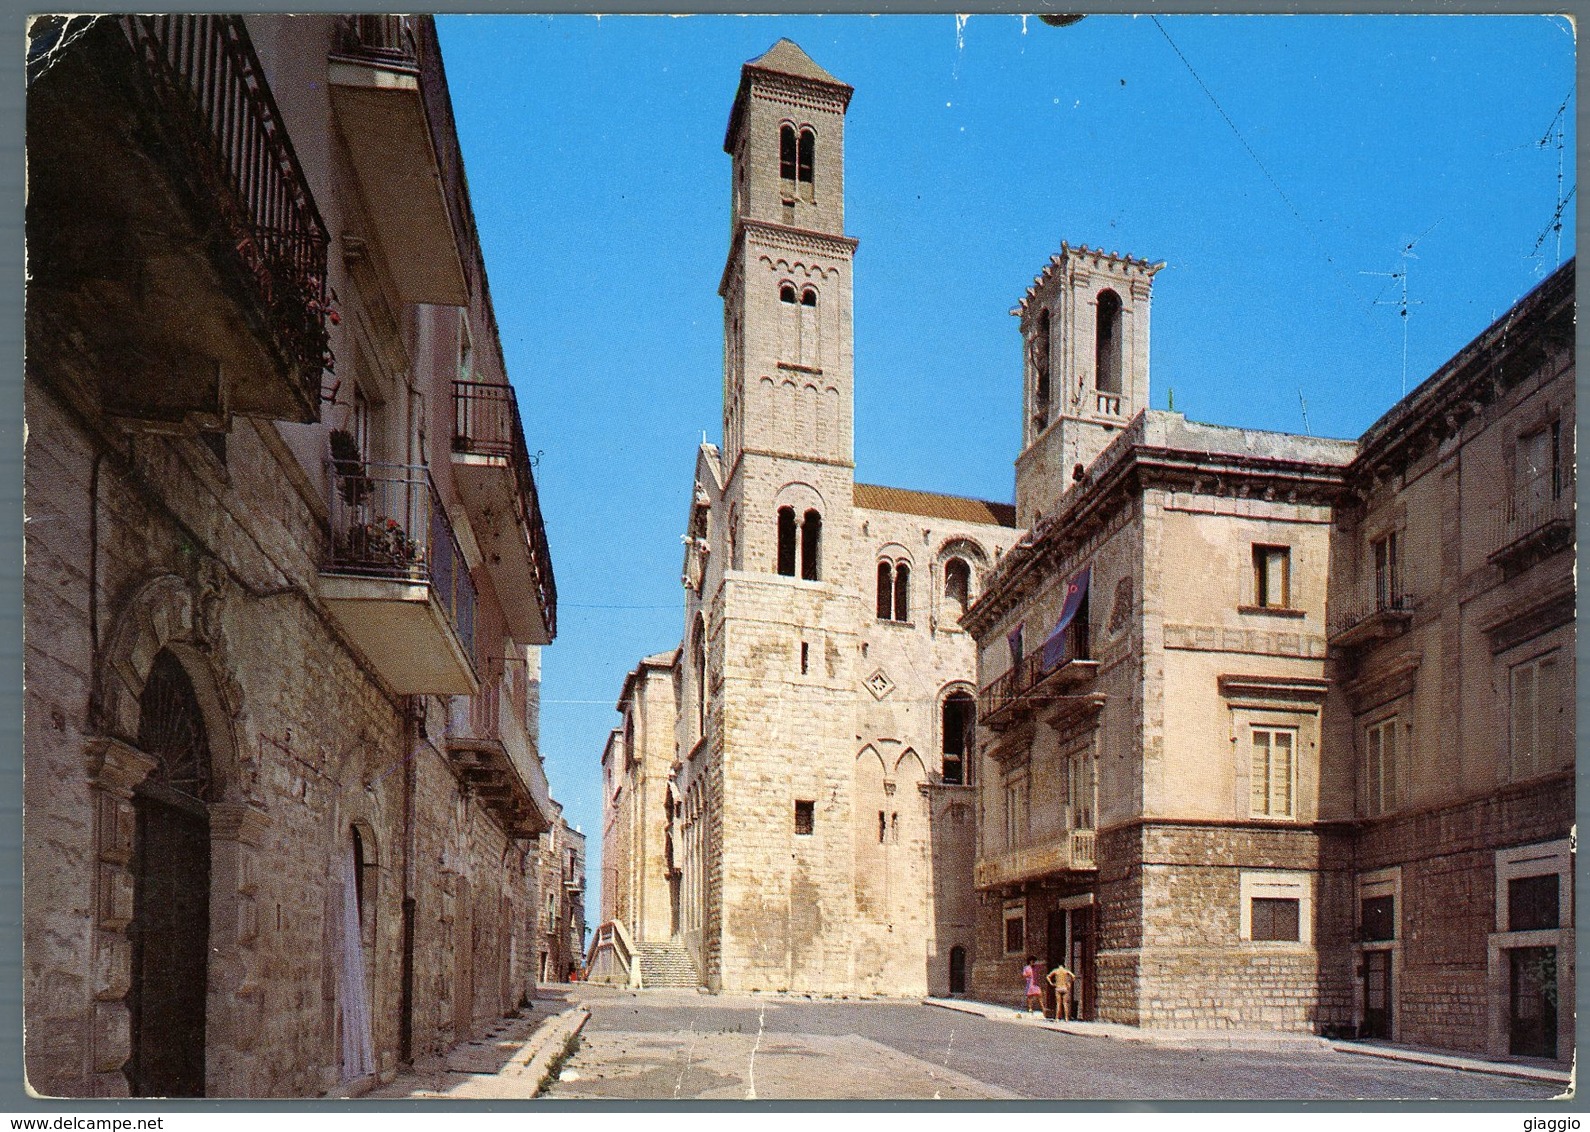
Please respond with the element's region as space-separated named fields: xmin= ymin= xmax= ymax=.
xmin=1021 ymin=956 xmax=1043 ymax=1014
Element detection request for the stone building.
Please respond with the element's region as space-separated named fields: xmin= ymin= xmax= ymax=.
xmin=1322 ymin=260 xmax=1574 ymax=1059
xmin=965 ymin=245 xmax=1573 ymax=1059
xmin=24 ymin=15 xmax=559 ymax=1096
xmin=590 ymin=41 xmax=1017 ymax=997
xmin=531 ymin=812 xmax=586 ymax=984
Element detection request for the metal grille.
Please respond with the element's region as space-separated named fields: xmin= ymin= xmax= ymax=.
xmin=137 ymin=650 xmax=212 ymax=802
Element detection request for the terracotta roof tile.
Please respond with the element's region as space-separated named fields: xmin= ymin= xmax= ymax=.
xmin=854 ymin=483 xmax=1017 ymax=528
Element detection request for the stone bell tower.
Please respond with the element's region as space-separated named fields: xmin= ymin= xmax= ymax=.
xmin=1013 ymin=243 xmax=1161 ymax=528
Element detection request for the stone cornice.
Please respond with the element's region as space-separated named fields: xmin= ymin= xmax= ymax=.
xmin=719 ymin=220 xmax=859 ymax=297
xmin=965 ymin=433 xmax=1349 ymax=637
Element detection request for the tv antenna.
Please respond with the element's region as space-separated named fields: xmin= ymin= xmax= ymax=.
xmin=1531 ymin=88 xmax=1574 ymax=267
xmin=1361 ymin=220 xmax=1440 ymax=396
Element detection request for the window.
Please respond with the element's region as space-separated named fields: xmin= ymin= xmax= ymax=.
xmin=1240 ymin=872 xmax=1313 ymax=944
xmin=1509 ymin=875 xmax=1560 ymax=932
xmin=1516 ymin=421 xmax=1562 ymax=519
xmin=800 ymin=509 xmax=822 ymax=580
xmin=798 ymin=287 xmax=818 ymax=367
xmin=876 ymin=562 xmax=893 ymax=619
xmin=692 ymin=615 xmax=707 ymax=741
xmin=779 ymin=282 xmax=797 ymax=305
xmin=1003 ymin=772 xmax=1029 ymax=850
xmin=1364 ymin=717 xmax=1399 ymax=817
xmin=1252 ymin=545 xmax=1291 ymax=609
xmin=877 ymin=811 xmax=887 ymax=843
xmin=1249 ymin=727 xmax=1295 ymax=818
xmin=1066 ymin=749 xmax=1095 ymax=831
xmin=1003 ymin=902 xmax=1026 ymax=956
xmin=776 ymin=507 xmax=797 ymax=576
xmin=779 ymin=124 xmax=797 ymax=186
xmin=1008 ymin=623 xmax=1024 ymax=669
xmin=799 ymin=641 xmax=809 ymax=675
xmin=1361 ymin=894 xmax=1395 ymax=941
xmin=941 ymin=692 xmax=975 ymax=786
xmin=1031 ymin=310 xmax=1051 ymax=433
xmin=944 ymin=557 xmax=971 ymax=619
xmin=877 ymin=560 xmax=910 ymax=622
xmin=794 ymin=800 xmax=814 ymax=836
xmin=1510 ymin=651 xmax=1563 ymax=780
xmin=893 ymin=562 xmax=910 ymax=621
xmin=1372 ymin=532 xmax=1400 ymax=610
xmin=1095 ymin=289 xmax=1123 ymax=395
xmin=797 ymin=127 xmax=815 ymax=200
xmin=1251 ymin=898 xmax=1301 ymax=942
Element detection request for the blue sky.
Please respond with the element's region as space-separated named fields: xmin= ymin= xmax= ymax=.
xmin=433 ymin=14 xmax=1574 ymax=923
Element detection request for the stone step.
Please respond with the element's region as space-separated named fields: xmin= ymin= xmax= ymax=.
xmin=637 ymin=943 xmax=699 ymax=988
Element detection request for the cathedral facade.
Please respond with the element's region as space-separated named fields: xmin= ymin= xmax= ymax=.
xmin=595 ymin=41 xmax=1017 ymax=996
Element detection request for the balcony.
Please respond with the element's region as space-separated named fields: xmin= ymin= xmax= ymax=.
xmin=445 ymin=675 xmax=554 ymax=839
xmin=320 ymin=463 xmax=479 ymax=694
xmin=328 ymin=15 xmax=469 ymax=306
xmin=452 ymin=381 xmax=558 ymax=644
xmin=27 ymin=15 xmax=330 ymax=428
xmin=1327 ymin=589 xmax=1415 ymax=651
xmin=978 ymin=622 xmax=1098 ymax=732
xmin=1488 ymin=488 xmax=1574 ymax=575
xmin=974 ymin=829 xmax=1097 ymax=889
xmin=1096 ymin=392 xmax=1123 ymax=417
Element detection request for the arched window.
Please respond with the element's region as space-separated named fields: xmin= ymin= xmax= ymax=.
xmin=1095 ymin=289 xmax=1123 ymax=395
xmin=799 ymin=287 xmax=818 ymax=368
xmin=776 ymin=507 xmax=797 ymax=576
xmin=944 ymin=557 xmax=971 ymax=619
xmin=800 ymin=509 xmax=822 ymax=580
xmin=1032 ymin=309 xmax=1051 ymax=433
xmin=876 ymin=559 xmax=911 ymax=622
xmin=893 ymin=562 xmax=911 ymax=622
xmin=779 ymin=124 xmax=797 ymax=187
xmin=779 ymin=282 xmax=797 ymax=304
xmin=941 ymin=691 xmax=976 ymax=786
xmin=797 ymin=127 xmax=816 ymax=200
xmin=692 ymin=614 xmax=707 ymax=741
xmin=876 ymin=561 xmax=893 ymax=619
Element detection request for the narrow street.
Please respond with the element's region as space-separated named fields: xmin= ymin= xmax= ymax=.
xmin=536 ymin=986 xmax=1564 ymax=1102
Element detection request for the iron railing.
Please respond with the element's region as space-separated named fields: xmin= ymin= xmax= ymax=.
xmin=1492 ymin=484 xmax=1575 ymax=563
xmin=978 ymin=620 xmax=1091 ymax=721
xmin=453 ymin=380 xmax=558 ymax=637
xmin=325 ymin=462 xmax=477 ymax=658
xmin=1327 ymin=588 xmax=1415 ymax=644
xmin=121 ymin=15 xmax=331 ymax=397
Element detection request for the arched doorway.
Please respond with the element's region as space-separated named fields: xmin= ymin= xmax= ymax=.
xmin=127 ymin=649 xmax=213 ymax=1097
xmin=949 ymin=946 xmax=967 ymax=995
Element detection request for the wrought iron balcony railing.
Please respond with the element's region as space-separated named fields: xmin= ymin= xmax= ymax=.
xmin=1326 ymin=588 xmax=1415 ymax=649
xmin=324 ymin=462 xmax=477 ymax=658
xmin=978 ymin=620 xmax=1093 ymax=724
xmin=1489 ymin=485 xmax=1575 ymax=571
xmin=122 ymin=15 xmax=331 ymax=397
xmin=453 ymin=380 xmax=558 ymax=638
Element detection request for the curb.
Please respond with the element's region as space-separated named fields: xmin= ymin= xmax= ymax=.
xmin=925 ymin=997 xmax=1571 ymax=1085
xmin=517 ymin=1003 xmax=592 ymax=1096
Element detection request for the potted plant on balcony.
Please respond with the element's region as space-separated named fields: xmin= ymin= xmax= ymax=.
xmin=349 ymin=516 xmax=418 ymax=572
xmin=329 ymin=428 xmax=370 ymax=506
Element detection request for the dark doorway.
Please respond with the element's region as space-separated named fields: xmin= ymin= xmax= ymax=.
xmin=948 ymin=946 xmax=966 ymax=995
xmin=1361 ymin=950 xmax=1392 ymax=1039
xmin=127 ymin=650 xmax=213 ymax=1097
xmin=1509 ymin=947 xmax=1558 ymax=1059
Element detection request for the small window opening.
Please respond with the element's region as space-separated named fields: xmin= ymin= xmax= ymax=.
xmin=776 ymin=507 xmax=797 ymax=576
xmin=780 ymin=283 xmax=797 ymax=304
xmin=801 ymin=509 xmax=822 ymax=580
xmin=797 ymin=127 xmax=815 ymax=201
xmin=1032 ymin=310 xmax=1051 ymax=433
xmin=779 ymin=124 xmax=797 ymax=187
xmin=876 ymin=562 xmax=893 ymax=619
xmin=1509 ymin=874 xmax=1560 ymax=932
xmin=890 ymin=812 xmax=899 ymax=842
xmin=944 ymin=557 xmax=971 ymax=619
xmin=794 ymin=799 xmax=815 ymax=836
xmin=1251 ymin=897 xmax=1300 ymax=941
xmin=1095 ymin=289 xmax=1123 ymax=395
xmin=800 ymin=641 xmax=809 ymax=675
xmin=800 ymin=288 xmax=817 ymax=307
xmin=878 ymin=811 xmax=887 ymax=843
xmin=1360 ymin=895 xmax=1395 ymax=942
xmin=1253 ymin=545 xmax=1291 ymax=609
xmin=942 ymin=691 xmax=975 ymax=786
xmin=893 ymin=562 xmax=911 ymax=622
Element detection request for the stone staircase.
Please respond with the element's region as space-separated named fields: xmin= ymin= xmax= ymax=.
xmin=637 ymin=941 xmax=700 ymax=988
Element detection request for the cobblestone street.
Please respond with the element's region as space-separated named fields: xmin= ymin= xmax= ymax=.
xmin=537 ymin=987 xmax=1566 ymax=1102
